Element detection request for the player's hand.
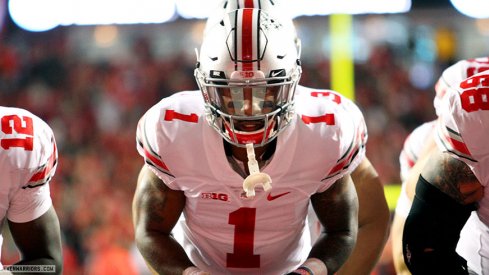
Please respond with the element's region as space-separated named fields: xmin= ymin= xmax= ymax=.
xmin=182 ymin=266 xmax=211 ymax=275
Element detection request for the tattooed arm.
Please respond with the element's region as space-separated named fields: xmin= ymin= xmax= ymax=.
xmin=402 ymin=149 xmax=482 ymax=274
xmin=421 ymin=149 xmax=483 ymax=205
xmin=132 ymin=165 xmax=197 ymax=275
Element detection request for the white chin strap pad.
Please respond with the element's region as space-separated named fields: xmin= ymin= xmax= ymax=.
xmin=242 ymin=143 xmax=272 ymax=198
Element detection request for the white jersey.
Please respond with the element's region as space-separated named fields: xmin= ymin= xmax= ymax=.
xmin=434 ymin=57 xmax=489 ymax=116
xmin=435 ymin=71 xmax=489 ymax=274
xmin=396 ymin=57 xmax=489 ymax=218
xmin=0 ymin=107 xmax=57 ymax=268
xmin=395 ymin=121 xmax=436 ymax=218
xmin=136 ymin=85 xmax=367 ymax=275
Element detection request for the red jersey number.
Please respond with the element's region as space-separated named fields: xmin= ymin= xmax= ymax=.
xmin=310 ymin=91 xmax=342 ymax=104
xmin=1 ymin=115 xmax=34 ymax=151
xmin=302 ymin=91 xmax=338 ymax=125
xmin=164 ymin=110 xmax=198 ymax=123
xmin=459 ymin=75 xmax=489 ymax=112
xmin=227 ymin=207 xmax=260 ymax=268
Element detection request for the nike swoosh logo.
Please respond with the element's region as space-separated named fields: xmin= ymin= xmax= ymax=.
xmin=267 ymin=191 xmax=291 ymax=201
xmin=271 ymin=71 xmax=283 ymax=77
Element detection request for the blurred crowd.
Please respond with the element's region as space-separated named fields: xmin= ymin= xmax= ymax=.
xmin=1 ymin=22 xmax=443 ymax=274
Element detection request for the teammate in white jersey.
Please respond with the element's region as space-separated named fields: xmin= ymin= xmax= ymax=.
xmin=0 ymin=106 xmax=62 ymax=274
xmin=402 ymin=64 xmax=489 ymax=274
xmin=391 ymin=58 xmax=489 ymax=274
xmin=133 ymin=6 xmax=388 ymax=275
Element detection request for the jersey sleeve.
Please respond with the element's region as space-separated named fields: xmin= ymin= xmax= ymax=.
xmin=136 ymin=102 xmax=176 ymax=185
xmin=317 ymin=93 xmax=368 ymax=192
xmin=435 ymin=71 xmax=489 ymax=185
xmin=6 ymin=111 xmax=57 ymax=223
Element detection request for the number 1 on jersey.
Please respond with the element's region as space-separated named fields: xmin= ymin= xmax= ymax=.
xmin=227 ymin=207 xmax=260 ymax=268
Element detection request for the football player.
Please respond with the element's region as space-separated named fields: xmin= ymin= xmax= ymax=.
xmin=202 ymin=1 xmax=389 ymax=274
xmin=217 ymin=2 xmax=389 ymax=274
xmin=133 ymin=6 xmax=387 ymax=275
xmin=0 ymin=106 xmax=62 ymax=274
xmin=211 ymin=2 xmax=390 ymax=275
xmin=391 ymin=57 xmax=489 ymax=274
xmin=402 ymin=61 xmax=489 ymax=274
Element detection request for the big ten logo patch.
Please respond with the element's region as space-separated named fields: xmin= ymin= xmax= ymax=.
xmin=201 ymin=192 xmax=230 ymax=202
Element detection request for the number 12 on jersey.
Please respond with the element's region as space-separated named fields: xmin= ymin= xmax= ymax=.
xmin=1 ymin=115 xmax=34 ymax=151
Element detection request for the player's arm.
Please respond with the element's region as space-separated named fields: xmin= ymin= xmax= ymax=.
xmin=133 ymin=165 xmax=196 ymax=275
xmin=391 ymin=213 xmax=410 ymax=275
xmin=337 ymin=158 xmax=390 ymax=275
xmin=402 ymin=149 xmax=482 ymax=274
xmin=8 ymin=206 xmax=62 ymax=274
xmin=298 ymin=174 xmax=359 ymax=274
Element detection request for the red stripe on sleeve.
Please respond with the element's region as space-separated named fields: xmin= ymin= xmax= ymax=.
xmin=446 ymin=134 xmax=472 ymax=156
xmin=327 ymin=144 xmax=359 ymax=177
xmin=143 ymin=148 xmax=170 ymax=172
xmin=28 ymin=141 xmax=57 ymax=182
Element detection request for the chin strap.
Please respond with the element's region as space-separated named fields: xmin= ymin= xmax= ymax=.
xmin=242 ymin=143 xmax=272 ymax=198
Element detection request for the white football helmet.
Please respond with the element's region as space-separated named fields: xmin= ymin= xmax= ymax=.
xmin=195 ymin=8 xmax=302 ymax=147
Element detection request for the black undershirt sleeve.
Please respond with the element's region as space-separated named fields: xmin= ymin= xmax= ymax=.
xmin=402 ymin=175 xmax=476 ymax=275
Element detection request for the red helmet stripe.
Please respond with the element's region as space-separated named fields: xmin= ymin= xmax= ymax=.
xmin=244 ymin=0 xmax=255 ymax=8
xmin=241 ymin=8 xmax=254 ymax=71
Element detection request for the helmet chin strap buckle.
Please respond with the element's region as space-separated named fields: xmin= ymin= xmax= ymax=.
xmin=242 ymin=143 xmax=272 ymax=198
